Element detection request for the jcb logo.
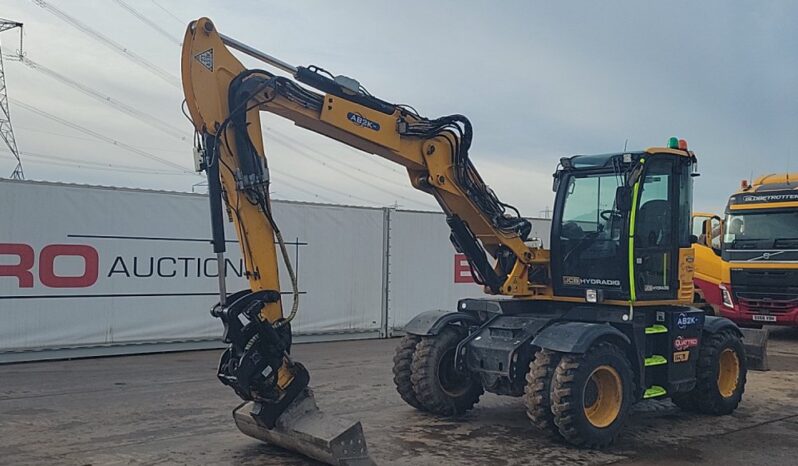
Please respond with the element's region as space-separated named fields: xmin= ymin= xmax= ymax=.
xmin=0 ymin=243 xmax=99 ymax=288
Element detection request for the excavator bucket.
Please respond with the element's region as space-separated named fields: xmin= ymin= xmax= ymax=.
xmin=233 ymin=389 xmax=374 ymax=465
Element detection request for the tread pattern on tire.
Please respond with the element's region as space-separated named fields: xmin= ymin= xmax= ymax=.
xmin=551 ymin=341 xmax=631 ymax=448
xmin=392 ymin=334 xmax=424 ymax=410
xmin=692 ymin=329 xmax=747 ymax=415
xmin=411 ymin=326 xmax=483 ymax=416
xmin=671 ymin=391 xmax=698 ymax=411
xmin=524 ymin=349 xmax=561 ymax=434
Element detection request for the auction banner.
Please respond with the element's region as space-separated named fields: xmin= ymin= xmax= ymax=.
xmin=0 ymin=180 xmax=385 ymax=355
xmin=0 ymin=179 xmax=551 ymax=359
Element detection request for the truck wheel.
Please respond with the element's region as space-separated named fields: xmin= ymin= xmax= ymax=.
xmin=524 ymin=349 xmax=561 ymax=434
xmin=411 ymin=326 xmax=483 ymax=415
xmin=551 ymin=342 xmax=633 ymax=448
xmin=392 ymin=335 xmax=424 ymax=410
xmin=682 ymin=330 xmax=747 ymax=415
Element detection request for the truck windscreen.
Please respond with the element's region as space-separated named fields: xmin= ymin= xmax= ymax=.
xmin=724 ymin=210 xmax=798 ymax=250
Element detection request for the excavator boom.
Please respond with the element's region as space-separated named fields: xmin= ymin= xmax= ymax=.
xmin=182 ymin=17 xmax=545 ymax=465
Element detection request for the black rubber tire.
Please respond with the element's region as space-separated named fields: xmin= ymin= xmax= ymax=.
xmin=551 ymin=341 xmax=634 ymax=448
xmin=676 ymin=329 xmax=747 ymax=415
xmin=671 ymin=391 xmax=698 ymax=411
xmin=524 ymin=349 xmax=562 ymax=434
xmin=392 ymin=335 xmax=424 ymax=410
xmin=411 ymin=326 xmax=483 ymax=415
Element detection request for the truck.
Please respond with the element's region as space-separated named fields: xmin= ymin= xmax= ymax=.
xmin=694 ymin=174 xmax=798 ymax=327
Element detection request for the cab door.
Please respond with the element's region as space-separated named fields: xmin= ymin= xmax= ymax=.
xmin=692 ymin=213 xmax=724 ymax=309
xmin=632 ymin=157 xmax=681 ymax=300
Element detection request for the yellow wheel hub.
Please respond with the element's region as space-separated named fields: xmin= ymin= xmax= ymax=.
xmin=717 ymin=348 xmax=740 ymax=398
xmin=583 ymin=365 xmax=622 ymax=428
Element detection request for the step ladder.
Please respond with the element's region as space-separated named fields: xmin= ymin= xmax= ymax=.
xmin=643 ymin=325 xmax=669 ymax=399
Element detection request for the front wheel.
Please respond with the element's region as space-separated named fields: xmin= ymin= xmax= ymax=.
xmin=410 ymin=326 xmax=483 ymax=415
xmin=524 ymin=349 xmax=562 ymax=435
xmin=673 ymin=329 xmax=746 ymax=415
xmin=392 ymin=335 xmax=424 ymax=410
xmin=550 ymin=341 xmax=633 ymax=448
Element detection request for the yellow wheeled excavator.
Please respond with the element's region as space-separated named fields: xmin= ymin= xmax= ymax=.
xmin=181 ymin=17 xmax=747 ymax=465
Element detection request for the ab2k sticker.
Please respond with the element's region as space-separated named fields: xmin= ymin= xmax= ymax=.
xmin=347 ymin=112 xmax=380 ymax=131
xmin=677 ymin=313 xmax=699 ymax=330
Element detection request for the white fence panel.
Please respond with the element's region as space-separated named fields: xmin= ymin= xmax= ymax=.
xmin=0 ymin=179 xmax=552 ymax=361
xmin=386 ymin=209 xmax=551 ymax=332
xmin=0 ymin=180 xmax=384 ymax=358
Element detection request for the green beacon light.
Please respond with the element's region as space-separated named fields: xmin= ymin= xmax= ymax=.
xmin=667 ymin=137 xmax=679 ymax=149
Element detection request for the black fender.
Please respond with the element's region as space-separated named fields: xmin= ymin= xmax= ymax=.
xmin=531 ymin=321 xmax=631 ymax=354
xmin=404 ymin=309 xmax=480 ymax=336
xmin=703 ymin=315 xmax=742 ymax=337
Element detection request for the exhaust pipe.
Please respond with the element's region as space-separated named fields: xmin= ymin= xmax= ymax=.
xmin=233 ymin=389 xmax=375 ymax=465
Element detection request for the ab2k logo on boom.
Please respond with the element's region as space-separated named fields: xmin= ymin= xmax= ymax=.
xmin=0 ymin=243 xmax=243 ymax=288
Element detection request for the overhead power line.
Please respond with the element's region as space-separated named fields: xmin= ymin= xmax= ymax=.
xmin=268 ymin=135 xmax=436 ymax=209
xmin=15 ymin=125 xmax=186 ymax=153
xmin=270 ymin=167 xmax=379 ymax=206
xmin=150 ymin=0 xmax=185 ymax=27
xmin=112 ymin=0 xmax=182 ymax=46
xmin=11 ymin=98 xmax=195 ymax=174
xmin=268 ymin=128 xmax=410 ymax=189
xmin=0 ymin=147 xmax=186 ymax=173
xmin=20 ymin=57 xmax=187 ymax=140
xmin=270 ymin=175 xmax=335 ymax=203
xmin=0 ymin=148 xmax=188 ymax=176
xmin=31 ymin=0 xmax=180 ymax=88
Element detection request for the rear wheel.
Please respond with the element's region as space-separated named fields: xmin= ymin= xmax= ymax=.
xmin=411 ymin=326 xmax=483 ymax=415
xmin=551 ymin=342 xmax=633 ymax=448
xmin=392 ymin=335 xmax=424 ymax=410
xmin=673 ymin=330 xmax=746 ymax=415
xmin=524 ymin=349 xmax=562 ymax=435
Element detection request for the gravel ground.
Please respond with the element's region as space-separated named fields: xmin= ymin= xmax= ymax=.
xmin=1 ymin=327 xmax=797 ymax=465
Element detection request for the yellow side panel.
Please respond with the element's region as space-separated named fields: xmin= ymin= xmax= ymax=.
xmin=693 ymin=244 xmax=722 ymax=286
xmin=678 ymin=247 xmax=695 ymax=303
xmin=320 ymin=96 xmax=402 ymax=151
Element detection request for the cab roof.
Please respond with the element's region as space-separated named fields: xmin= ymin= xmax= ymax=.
xmin=563 ymin=147 xmax=691 ymax=170
xmin=739 ymin=173 xmax=798 ymax=194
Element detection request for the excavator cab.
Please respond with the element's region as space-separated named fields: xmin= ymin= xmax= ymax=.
xmin=551 ymin=148 xmax=695 ymax=303
xmin=400 ymin=143 xmax=746 ymax=449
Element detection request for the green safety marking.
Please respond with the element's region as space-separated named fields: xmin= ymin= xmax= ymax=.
xmin=628 ymin=158 xmax=645 ymax=303
xmin=644 ymin=355 xmax=667 ymax=367
xmin=643 ymin=385 xmax=667 ymax=399
xmin=645 ymin=324 xmax=668 ymax=334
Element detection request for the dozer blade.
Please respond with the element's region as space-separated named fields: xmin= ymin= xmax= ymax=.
xmin=233 ymin=388 xmax=375 ymax=465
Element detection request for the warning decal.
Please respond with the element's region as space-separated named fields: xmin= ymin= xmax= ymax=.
xmin=194 ymin=48 xmax=214 ymax=71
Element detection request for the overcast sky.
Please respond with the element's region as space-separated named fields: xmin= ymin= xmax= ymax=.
xmin=1 ymin=0 xmax=796 ymax=214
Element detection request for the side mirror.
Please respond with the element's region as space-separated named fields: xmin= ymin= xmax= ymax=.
xmin=701 ymin=219 xmax=713 ymax=247
xmin=615 ymin=186 xmax=632 ymax=212
xmin=703 ymin=217 xmax=723 ymax=255
xmin=552 ymin=172 xmax=561 ymax=192
xmin=689 ymin=234 xmax=699 ymax=244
